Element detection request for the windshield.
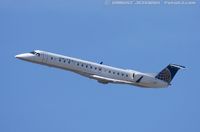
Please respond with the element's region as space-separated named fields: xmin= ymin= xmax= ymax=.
xmin=30 ymin=51 xmax=36 ymax=54
xmin=30 ymin=51 xmax=40 ymax=56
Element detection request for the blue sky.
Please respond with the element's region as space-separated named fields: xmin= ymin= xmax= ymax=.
xmin=1 ymin=0 xmax=200 ymax=132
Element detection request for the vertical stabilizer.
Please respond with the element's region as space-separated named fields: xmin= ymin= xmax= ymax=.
xmin=155 ymin=64 xmax=185 ymax=83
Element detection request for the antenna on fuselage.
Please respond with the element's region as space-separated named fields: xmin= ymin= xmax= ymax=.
xmin=100 ymin=61 xmax=103 ymax=64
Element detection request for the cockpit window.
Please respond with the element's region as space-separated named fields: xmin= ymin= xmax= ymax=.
xmin=30 ymin=51 xmax=40 ymax=56
xmin=30 ymin=51 xmax=36 ymax=54
xmin=36 ymin=53 xmax=40 ymax=56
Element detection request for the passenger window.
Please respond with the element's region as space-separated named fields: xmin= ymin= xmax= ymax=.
xmin=81 ymin=64 xmax=84 ymax=67
xmin=122 ymin=73 xmax=124 ymax=76
xmin=109 ymin=71 xmax=111 ymax=73
xmin=51 ymin=57 xmax=53 ymax=60
xmin=117 ymin=73 xmax=119 ymax=75
xmin=95 ymin=67 xmax=97 ymax=70
xmin=90 ymin=66 xmax=93 ymax=69
xmin=86 ymin=65 xmax=88 ymax=68
xmin=126 ymin=74 xmax=128 ymax=77
xmin=113 ymin=72 xmax=115 ymax=74
xmin=133 ymin=73 xmax=135 ymax=78
xmin=77 ymin=63 xmax=79 ymax=66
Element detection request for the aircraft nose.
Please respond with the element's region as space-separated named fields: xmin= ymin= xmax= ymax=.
xmin=15 ymin=54 xmax=23 ymax=59
xmin=15 ymin=53 xmax=33 ymax=61
xmin=15 ymin=54 xmax=27 ymax=59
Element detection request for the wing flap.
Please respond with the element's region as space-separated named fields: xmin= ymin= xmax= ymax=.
xmin=90 ymin=75 xmax=133 ymax=84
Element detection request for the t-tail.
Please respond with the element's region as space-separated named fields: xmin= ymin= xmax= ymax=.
xmin=155 ymin=64 xmax=186 ymax=84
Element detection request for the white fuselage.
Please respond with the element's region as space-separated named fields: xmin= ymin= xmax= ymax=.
xmin=15 ymin=50 xmax=169 ymax=88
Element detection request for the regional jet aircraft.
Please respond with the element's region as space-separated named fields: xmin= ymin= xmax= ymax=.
xmin=15 ymin=50 xmax=185 ymax=88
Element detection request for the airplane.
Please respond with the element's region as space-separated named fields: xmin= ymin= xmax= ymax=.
xmin=15 ymin=50 xmax=185 ymax=88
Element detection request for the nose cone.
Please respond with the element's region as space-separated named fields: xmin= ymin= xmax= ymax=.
xmin=15 ymin=53 xmax=35 ymax=62
xmin=15 ymin=53 xmax=29 ymax=60
xmin=15 ymin=54 xmax=26 ymax=59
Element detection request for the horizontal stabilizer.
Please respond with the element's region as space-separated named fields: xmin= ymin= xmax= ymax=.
xmin=170 ymin=64 xmax=186 ymax=69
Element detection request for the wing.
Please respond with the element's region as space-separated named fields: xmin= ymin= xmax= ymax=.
xmin=90 ymin=75 xmax=133 ymax=84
